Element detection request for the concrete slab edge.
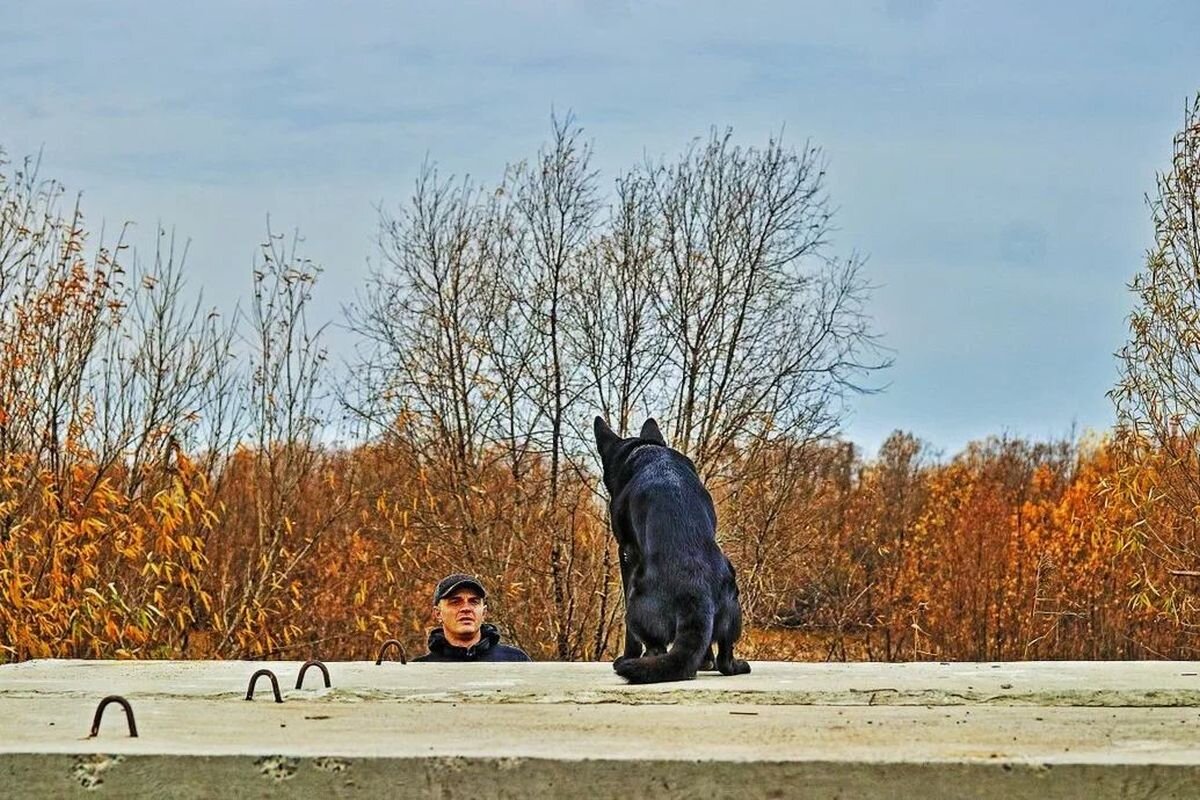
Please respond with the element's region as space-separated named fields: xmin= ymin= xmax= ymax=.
xmin=4 ymin=754 xmax=1199 ymax=799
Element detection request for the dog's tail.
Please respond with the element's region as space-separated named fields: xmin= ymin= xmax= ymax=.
xmin=615 ymin=601 xmax=713 ymax=684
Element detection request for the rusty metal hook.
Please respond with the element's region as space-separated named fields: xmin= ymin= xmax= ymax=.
xmin=375 ymin=639 xmax=407 ymax=665
xmin=245 ymin=668 xmax=283 ymax=703
xmin=295 ymin=659 xmax=331 ymax=690
xmin=89 ymin=695 xmax=138 ymax=738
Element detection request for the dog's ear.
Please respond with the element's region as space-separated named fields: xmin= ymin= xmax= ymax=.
xmin=594 ymin=416 xmax=620 ymax=457
xmin=639 ymin=418 xmax=667 ymax=446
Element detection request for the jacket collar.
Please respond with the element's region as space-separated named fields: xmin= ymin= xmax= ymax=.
xmin=427 ymin=623 xmax=501 ymax=658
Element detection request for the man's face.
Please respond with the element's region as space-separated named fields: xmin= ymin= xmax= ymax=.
xmin=436 ymin=588 xmax=485 ymax=641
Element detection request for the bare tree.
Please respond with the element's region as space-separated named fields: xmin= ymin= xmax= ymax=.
xmin=511 ymin=114 xmax=600 ymax=493
xmin=0 ymin=153 xmax=238 ymax=492
xmin=213 ymin=224 xmax=341 ymax=656
xmin=341 ymin=120 xmax=891 ymax=661
xmin=562 ymin=171 xmax=669 ymax=659
xmin=86 ymin=229 xmax=240 ymax=496
xmin=510 ymin=114 xmax=601 ymax=659
xmin=0 ymin=154 xmax=124 ymax=548
xmin=483 ymin=183 xmax=540 ymax=479
xmin=1111 ymin=93 xmax=1200 ymax=608
xmin=565 ymin=171 xmax=669 ymax=437
xmin=350 ymin=166 xmax=505 ymax=469
xmin=345 ymin=164 xmax=537 ymax=585
xmin=647 ymin=130 xmax=888 ymax=482
xmin=0 ymin=154 xmax=247 ymax=655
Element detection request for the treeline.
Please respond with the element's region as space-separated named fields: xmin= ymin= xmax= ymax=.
xmin=2 ymin=102 xmax=1199 ymax=663
xmin=4 ymin=420 xmax=1197 ymax=663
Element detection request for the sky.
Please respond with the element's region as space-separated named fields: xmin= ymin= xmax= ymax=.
xmin=3 ymin=1 xmax=1198 ymax=457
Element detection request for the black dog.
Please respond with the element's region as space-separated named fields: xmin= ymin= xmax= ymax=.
xmin=594 ymin=416 xmax=751 ymax=683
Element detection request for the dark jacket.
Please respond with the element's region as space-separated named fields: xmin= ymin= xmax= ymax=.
xmin=413 ymin=623 xmax=531 ymax=662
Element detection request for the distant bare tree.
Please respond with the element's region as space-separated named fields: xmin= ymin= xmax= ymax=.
xmin=0 ymin=154 xmax=121 ymax=547
xmin=214 ymin=225 xmax=342 ymax=656
xmin=345 ymin=164 xmax=537 ymax=584
xmin=866 ymin=430 xmax=930 ymax=659
xmin=1111 ymin=93 xmax=1200 ymax=599
xmin=350 ymin=165 xmax=504 ymax=472
xmin=0 ymin=154 xmax=238 ymax=495
xmin=510 ymin=114 xmax=601 ymax=659
xmin=0 ymin=154 xmax=248 ymax=647
xmin=511 ymin=114 xmax=600 ymax=493
xmin=646 ymin=131 xmax=888 ymax=481
xmin=88 ymin=229 xmax=239 ymax=497
xmin=565 ymin=171 xmax=668 ymax=437
xmin=483 ymin=184 xmax=540 ymax=479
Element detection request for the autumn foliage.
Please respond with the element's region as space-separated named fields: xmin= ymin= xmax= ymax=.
xmin=5 ymin=414 xmax=1199 ymax=663
xmin=4 ymin=105 xmax=1200 ymax=664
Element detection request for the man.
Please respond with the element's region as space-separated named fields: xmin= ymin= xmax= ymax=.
xmin=413 ymin=573 xmax=532 ymax=662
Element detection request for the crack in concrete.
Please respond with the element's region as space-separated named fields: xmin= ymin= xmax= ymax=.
xmin=10 ymin=686 xmax=1200 ymax=708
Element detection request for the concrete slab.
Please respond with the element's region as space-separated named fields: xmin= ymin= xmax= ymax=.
xmin=6 ymin=658 xmax=1200 ymax=706
xmin=2 ymin=660 xmax=1200 ymax=798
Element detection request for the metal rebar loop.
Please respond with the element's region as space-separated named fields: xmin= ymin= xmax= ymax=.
xmin=295 ymin=659 xmax=331 ymax=690
xmin=375 ymin=639 xmax=408 ymax=665
xmin=245 ymin=668 xmax=284 ymax=703
xmin=89 ymin=695 xmax=138 ymax=738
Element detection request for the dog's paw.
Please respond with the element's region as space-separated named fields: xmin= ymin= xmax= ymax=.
xmin=699 ymin=653 xmax=716 ymax=671
xmin=718 ymin=658 xmax=752 ymax=676
xmin=612 ymin=656 xmax=631 ymax=671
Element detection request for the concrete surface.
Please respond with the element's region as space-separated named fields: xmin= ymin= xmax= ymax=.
xmin=2 ymin=660 xmax=1200 ymax=798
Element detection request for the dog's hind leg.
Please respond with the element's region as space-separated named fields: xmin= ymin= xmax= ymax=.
xmin=715 ymin=637 xmax=751 ymax=675
xmin=715 ymin=601 xmax=751 ymax=676
xmin=700 ymin=645 xmax=716 ymax=670
xmin=613 ymin=545 xmax=645 ymax=670
xmin=614 ymin=595 xmax=708 ymax=684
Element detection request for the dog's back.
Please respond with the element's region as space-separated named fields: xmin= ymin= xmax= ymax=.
xmin=618 ymin=446 xmax=721 ymax=581
xmin=596 ymin=417 xmax=750 ymax=683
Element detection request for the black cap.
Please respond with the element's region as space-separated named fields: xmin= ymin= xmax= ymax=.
xmin=433 ymin=573 xmax=487 ymax=604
